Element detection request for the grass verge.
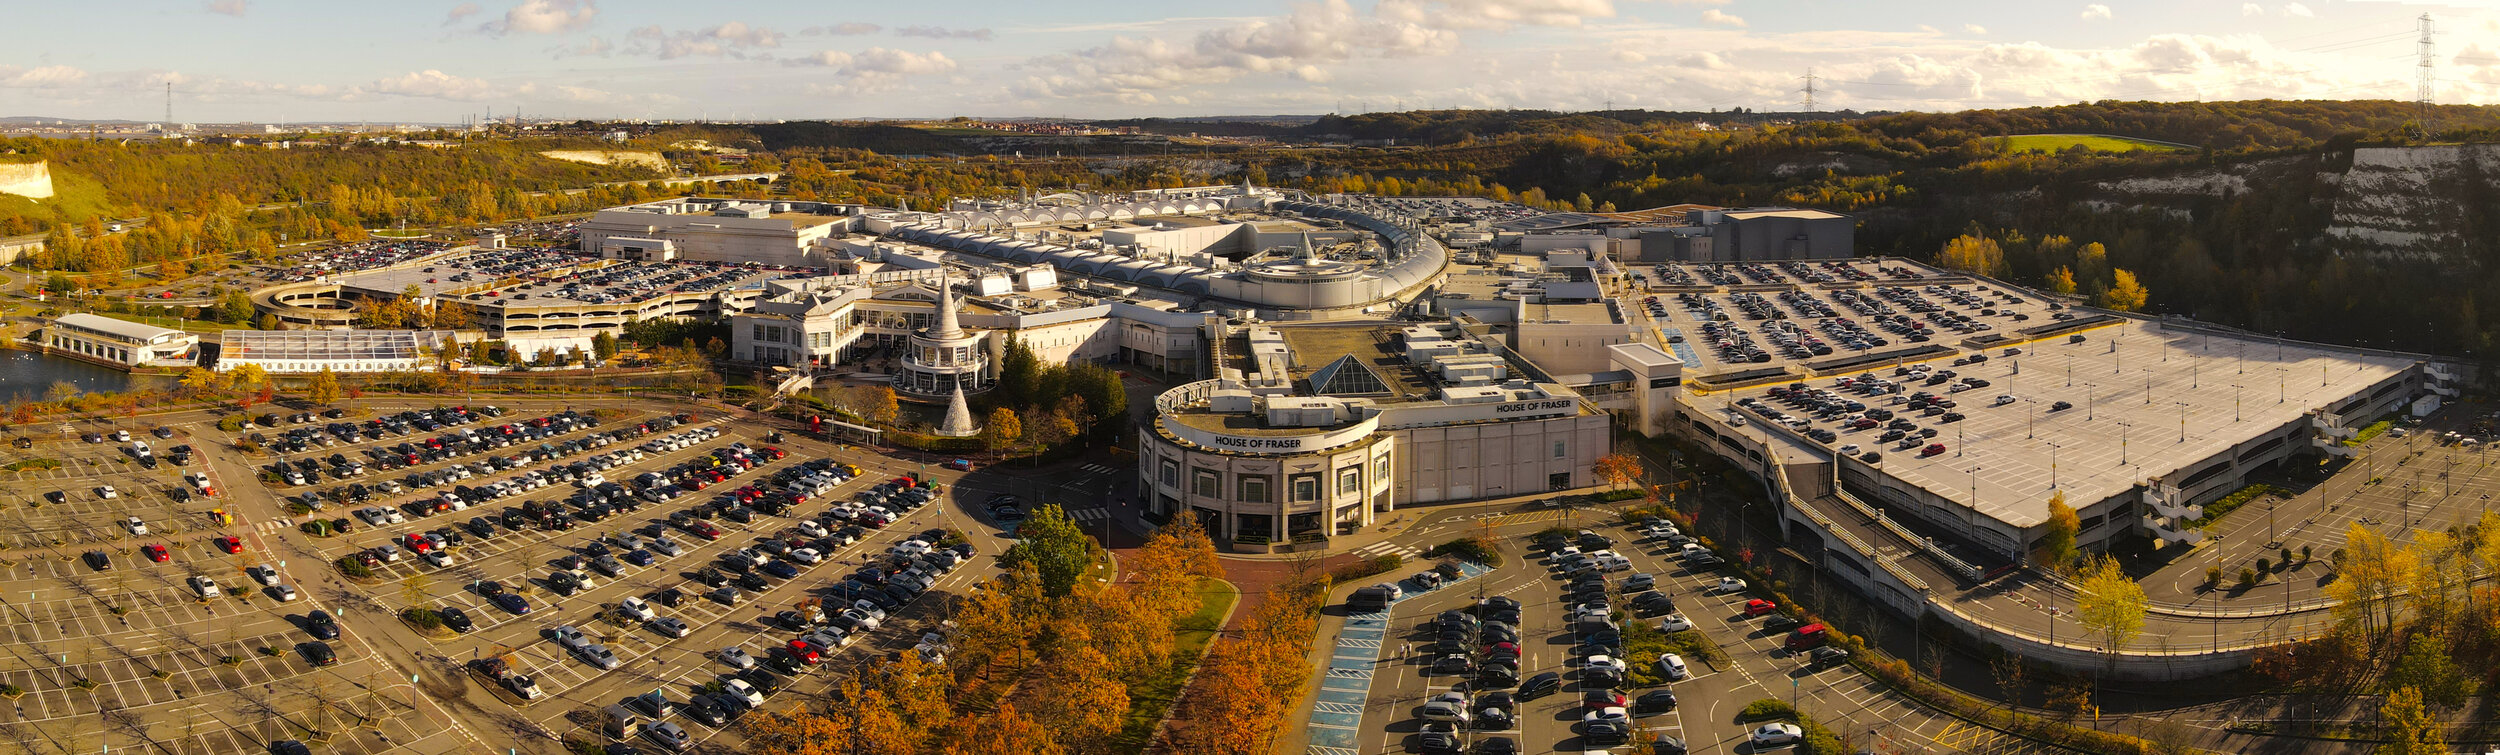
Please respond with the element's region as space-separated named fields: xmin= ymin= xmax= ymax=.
xmin=1112 ymin=579 xmax=1240 ymax=753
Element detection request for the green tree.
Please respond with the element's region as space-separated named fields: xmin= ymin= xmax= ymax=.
xmin=590 ymin=331 xmax=619 ymax=360
xmin=999 ymin=504 xmax=1098 ymax=597
xmin=2378 ymin=686 xmax=2444 ymax=755
xmin=42 ymin=272 xmax=71 ymax=298
xmin=993 ymin=337 xmax=1041 ymax=411
xmin=2387 ymin=633 xmax=2474 ymax=709
xmin=305 ymin=367 xmax=343 ymax=406
xmin=2038 ymin=491 xmax=2079 ymax=571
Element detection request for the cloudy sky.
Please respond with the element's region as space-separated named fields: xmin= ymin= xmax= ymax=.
xmin=4 ymin=0 xmax=2498 ymax=123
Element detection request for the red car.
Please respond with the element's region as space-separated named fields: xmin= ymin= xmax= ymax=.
xmin=1921 ymin=443 xmax=1947 ymax=457
xmin=141 ymin=544 xmax=169 ymax=562
xmin=404 ymin=533 xmax=432 ymax=553
xmin=214 ymin=537 xmax=244 ymax=554
xmin=1744 ymin=598 xmax=1779 ymax=618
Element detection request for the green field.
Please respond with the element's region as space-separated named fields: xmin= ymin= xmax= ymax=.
xmin=1999 ymin=133 xmax=2189 ymax=153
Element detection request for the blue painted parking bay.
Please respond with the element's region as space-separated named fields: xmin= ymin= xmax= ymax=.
xmin=1304 ymin=561 xmax=1493 ymax=755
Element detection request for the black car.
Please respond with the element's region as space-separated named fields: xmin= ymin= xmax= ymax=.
xmin=302 ymin=641 xmax=338 ymax=666
xmin=1578 ymin=718 xmax=1629 ymax=745
xmin=734 ymin=572 xmax=769 ymax=591
xmin=81 ymin=550 xmax=111 ymax=571
xmin=305 ymin=610 xmax=340 ymax=639
xmin=1634 ymin=689 xmax=1678 ymax=714
xmin=1418 ymin=723 xmax=1462 ymax=753
xmin=682 ymin=695 xmax=730 ymax=726
xmin=1475 ymin=737 xmax=1517 ymax=755
xmin=439 ymin=606 xmax=475 ymax=633
xmin=1516 ymin=671 xmax=1561 ymax=699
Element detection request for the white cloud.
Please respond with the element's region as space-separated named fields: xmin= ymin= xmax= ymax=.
xmin=0 ymin=65 xmax=90 ymax=89
xmin=445 ymin=3 xmax=482 ymax=25
xmin=1612 ymin=50 xmax=1648 ymax=63
xmin=361 ymin=70 xmax=500 ymax=100
xmin=1377 ymin=0 xmax=1625 ymax=30
xmin=1673 ymin=51 xmax=1731 ymax=70
xmin=894 ymin=26 xmax=995 ymax=41
xmin=479 ymin=0 xmax=596 ymax=37
xmin=622 ymin=21 xmax=784 ymax=59
xmin=2080 ymin=4 xmax=2112 ymax=20
xmin=2241 ymin=3 xmax=2264 ymax=16
xmin=791 ymin=47 xmax=958 ymax=75
xmin=552 ymin=35 xmax=612 ymax=58
xmin=800 ymin=22 xmax=881 ymax=37
xmin=205 ymin=0 xmax=247 ymax=17
xmin=1700 ymin=9 xmax=1746 ymax=27
xmin=1964 ymin=24 xmax=1987 ymax=34
xmin=1012 ymin=0 xmax=1457 ymax=103
xmin=2282 ymin=3 xmax=2313 ymax=17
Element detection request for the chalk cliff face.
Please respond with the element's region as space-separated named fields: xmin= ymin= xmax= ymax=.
xmin=0 ymin=161 xmax=54 ymax=200
xmin=2091 ymin=144 xmax=2500 ymax=264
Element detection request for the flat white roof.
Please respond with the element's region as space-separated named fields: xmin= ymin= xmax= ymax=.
xmin=54 ymin=313 xmax=185 ymax=342
xmin=1697 ymin=317 xmax=2417 ymax=527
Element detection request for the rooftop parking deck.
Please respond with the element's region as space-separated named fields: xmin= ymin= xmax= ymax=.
xmin=1690 ymin=316 xmax=2417 ymax=527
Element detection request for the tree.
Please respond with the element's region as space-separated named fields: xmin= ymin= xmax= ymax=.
xmin=2325 ymin=523 xmax=2415 ymax=644
xmin=227 ymin=363 xmax=268 ymax=394
xmin=305 ymin=367 xmax=343 ymax=406
xmin=1025 ymin=643 xmax=1128 ymax=747
xmin=2378 ymin=686 xmax=2445 ymax=755
xmin=939 ymin=703 xmax=1065 ymax=755
xmin=1938 ymin=234 xmax=2007 ymax=277
xmin=863 ymin=386 xmax=899 ymax=426
xmin=993 ymin=337 xmax=1041 ymax=411
xmin=2038 ymin=491 xmax=2080 ymax=571
xmin=590 ymin=331 xmax=619 ymax=360
xmin=2074 ymin=554 xmax=2146 ymax=660
xmin=982 ymin=407 xmax=1022 ymax=452
xmin=2387 ymin=633 xmax=2474 ymax=709
xmin=999 ymin=504 xmax=1097 ymax=597
xmin=1591 ymin=453 xmax=1644 ymax=491
xmin=2100 ymin=268 xmax=2149 ymax=311
xmin=177 ymin=367 xmax=224 ymax=397
xmin=2046 ymin=266 xmax=2078 ymax=295
xmin=42 ymin=272 xmax=71 ymax=298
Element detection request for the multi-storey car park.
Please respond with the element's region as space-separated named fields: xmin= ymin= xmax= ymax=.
xmin=1639 ymin=257 xmax=2459 ymax=677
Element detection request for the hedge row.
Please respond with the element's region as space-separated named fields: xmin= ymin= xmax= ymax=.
xmin=1421 ymin=536 xmax=1503 ymax=569
xmin=1331 ymin=554 xmax=1403 ymax=585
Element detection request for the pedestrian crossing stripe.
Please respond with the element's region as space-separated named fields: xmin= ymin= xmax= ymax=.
xmin=1067 ymin=508 xmax=1107 ymax=523
xmin=1079 ymin=464 xmax=1117 ymax=474
xmin=1349 ymin=542 xmax=1416 ymax=558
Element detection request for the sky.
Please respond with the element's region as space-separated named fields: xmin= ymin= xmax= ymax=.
xmin=5 ymin=0 xmax=2500 ymax=123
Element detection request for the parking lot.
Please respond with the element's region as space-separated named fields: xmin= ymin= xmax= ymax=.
xmin=1342 ymin=509 xmax=2077 ymax=754
xmin=0 ymin=420 xmax=453 ymax=754
xmin=280 ymin=404 xmax=999 ymax=754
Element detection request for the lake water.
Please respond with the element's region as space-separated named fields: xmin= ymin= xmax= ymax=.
xmin=0 ymin=350 xmax=138 ymax=403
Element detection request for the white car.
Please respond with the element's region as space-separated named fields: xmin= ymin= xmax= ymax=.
xmin=123 ymin=517 xmax=147 ymax=535
xmin=1717 ymin=577 xmax=1748 ymax=594
xmin=247 ymin=564 xmax=282 ymax=587
xmin=421 ymin=550 xmax=452 ymax=568
xmin=1582 ymin=706 xmax=1628 ymax=725
xmin=617 ymin=597 xmax=656 ymax=622
xmin=840 ymin=608 xmax=882 ymax=630
xmin=187 ymin=576 xmax=220 ymax=598
xmin=1584 ymin=655 xmax=1623 ymax=675
xmin=273 ymin=584 xmax=299 ymax=602
xmin=1994 ymin=395 xmax=2017 ymax=406
xmin=723 ymin=678 xmax=765 ymax=707
xmin=96 ymin=486 xmax=118 ymax=500
xmin=786 ymin=547 xmax=822 ymax=564
xmin=1659 ymin=614 xmax=1694 ymax=633
xmin=1838 ymin=444 xmax=1861 ymax=456
xmin=1658 ymin=653 xmax=1690 ymax=680
xmin=1750 ymin=722 xmax=1804 ymax=748
xmin=1680 ymin=543 xmax=1711 ymax=561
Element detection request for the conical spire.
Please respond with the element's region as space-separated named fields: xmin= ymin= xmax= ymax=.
xmin=934 ymin=385 xmax=980 ymax=437
xmin=930 ymin=268 xmax=964 ymax=340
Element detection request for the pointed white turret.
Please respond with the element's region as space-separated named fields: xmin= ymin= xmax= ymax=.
xmin=930 ymin=268 xmax=964 ymax=340
xmin=934 ymin=385 xmax=980 ymax=437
